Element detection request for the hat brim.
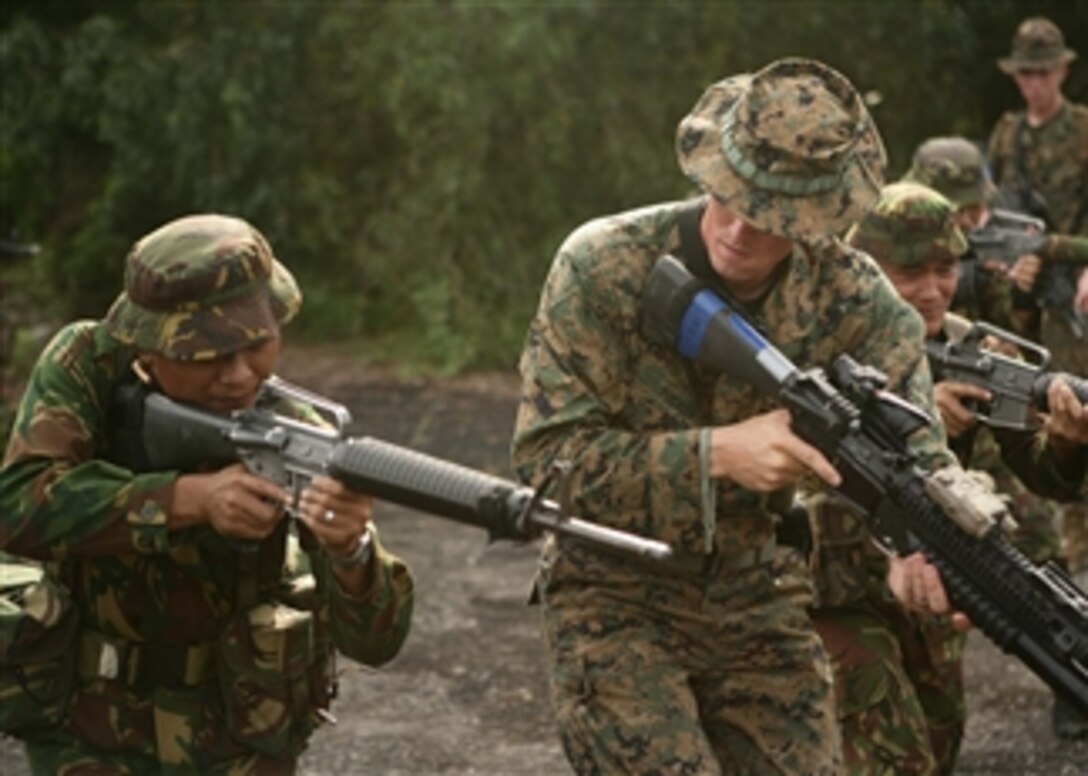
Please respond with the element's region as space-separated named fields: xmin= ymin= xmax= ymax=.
xmin=105 ymin=258 xmax=302 ymax=360
xmin=997 ymin=49 xmax=1077 ymax=74
xmin=942 ymin=180 xmax=998 ymax=208
xmin=676 ymin=77 xmax=886 ymax=241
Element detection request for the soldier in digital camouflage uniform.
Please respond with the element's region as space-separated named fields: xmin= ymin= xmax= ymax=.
xmin=0 ymin=214 xmax=414 ymax=774
xmin=806 ymin=182 xmax=1087 ymax=775
xmin=512 ymin=58 xmax=972 ymax=775
xmin=988 ymin=16 xmax=1088 ymax=739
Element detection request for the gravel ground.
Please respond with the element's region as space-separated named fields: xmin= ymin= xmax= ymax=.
xmin=2 ymin=350 xmax=1085 ymax=774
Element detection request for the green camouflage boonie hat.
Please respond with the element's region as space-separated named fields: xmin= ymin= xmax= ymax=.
xmin=845 ymin=182 xmax=968 ymax=267
xmin=903 ymin=137 xmax=996 ymax=208
xmin=998 ymin=17 xmax=1077 ymax=74
xmin=676 ymin=57 xmax=887 ymax=241
xmin=105 ymin=214 xmax=301 ymax=360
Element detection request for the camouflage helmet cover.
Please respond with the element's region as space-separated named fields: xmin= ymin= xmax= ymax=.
xmin=903 ymin=137 xmax=996 ymax=207
xmin=845 ymin=182 xmax=968 ymax=267
xmin=998 ymin=17 xmax=1078 ymax=74
xmin=676 ymin=57 xmax=887 ymax=241
xmin=104 ymin=214 xmax=301 ymax=360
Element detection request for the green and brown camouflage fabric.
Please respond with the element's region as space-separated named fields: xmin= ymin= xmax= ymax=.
xmin=989 ymin=98 xmax=1088 ymax=574
xmin=988 ymin=101 xmax=1088 ymax=241
xmin=845 ymin=182 xmax=967 ymax=268
xmin=805 ymin=304 xmax=1083 ymax=775
xmin=0 ymin=320 xmax=414 ymax=773
xmin=105 ymin=214 xmax=302 ymax=361
xmin=1041 ymin=234 xmax=1088 ymax=265
xmin=512 ymin=194 xmax=951 ymax=774
xmin=676 ymin=58 xmax=886 ymax=241
xmin=811 ymin=590 xmax=965 ymax=776
xmin=997 ymin=17 xmax=1078 ymax=74
xmin=904 ymin=138 xmax=996 ymax=208
xmin=810 ymin=177 xmax=1066 ymax=773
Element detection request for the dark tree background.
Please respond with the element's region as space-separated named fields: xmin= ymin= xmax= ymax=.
xmin=2 ymin=0 xmax=1086 ymax=371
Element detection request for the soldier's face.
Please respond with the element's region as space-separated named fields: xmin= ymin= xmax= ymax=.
xmin=879 ymin=258 xmax=959 ymax=337
xmin=142 ymin=332 xmax=281 ymax=412
xmin=1012 ymin=65 xmax=1067 ymax=113
xmin=700 ymin=197 xmax=793 ymax=301
xmin=956 ymin=203 xmax=990 ymax=231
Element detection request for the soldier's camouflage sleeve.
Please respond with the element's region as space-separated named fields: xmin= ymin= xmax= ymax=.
xmin=1042 ymin=234 xmax=1088 ymax=266
xmin=992 ymin=426 xmax=1086 ymax=502
xmin=316 ymin=524 xmax=414 ymax=666
xmin=513 ymin=212 xmax=710 ymax=546
xmin=1 ymin=321 xmax=176 ymax=559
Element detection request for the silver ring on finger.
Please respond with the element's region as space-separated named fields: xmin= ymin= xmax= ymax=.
xmin=323 ymin=508 xmax=336 ymax=524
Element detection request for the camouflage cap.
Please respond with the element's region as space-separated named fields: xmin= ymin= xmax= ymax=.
xmin=998 ymin=17 xmax=1077 ymax=74
xmin=676 ymin=57 xmax=886 ymax=241
xmin=104 ymin=214 xmax=301 ymax=360
xmin=903 ymin=137 xmax=996 ymax=207
xmin=845 ymin=182 xmax=968 ymax=267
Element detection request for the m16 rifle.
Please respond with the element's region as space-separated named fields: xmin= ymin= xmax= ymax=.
xmin=958 ymin=209 xmax=1088 ymax=337
xmin=109 ymin=377 xmax=673 ymax=563
xmin=925 ymin=320 xmax=1088 ymax=431
xmin=640 ymin=254 xmax=1088 ymax=712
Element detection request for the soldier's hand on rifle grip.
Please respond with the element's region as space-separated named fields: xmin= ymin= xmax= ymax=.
xmin=1008 ymin=253 xmax=1042 ymax=293
xmin=709 ymin=408 xmax=841 ymax=491
xmin=933 ymin=381 xmax=991 ymax=438
xmin=170 ymin=463 xmax=290 ymax=538
xmin=298 ymin=476 xmax=377 ymax=594
xmin=887 ymin=552 xmax=972 ymax=633
xmin=1045 ymin=378 xmax=1088 ymax=449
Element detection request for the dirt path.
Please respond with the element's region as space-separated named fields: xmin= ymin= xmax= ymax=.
xmin=2 ymin=346 xmax=1085 ymax=774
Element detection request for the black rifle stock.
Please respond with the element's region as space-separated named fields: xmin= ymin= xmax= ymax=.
xmin=111 ymin=377 xmax=673 ymax=563
xmin=926 ymin=321 xmax=1088 ymax=431
xmin=641 ymin=255 xmax=1088 ymax=711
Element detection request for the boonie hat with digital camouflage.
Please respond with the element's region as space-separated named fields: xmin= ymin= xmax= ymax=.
xmin=998 ymin=17 xmax=1077 ymax=74
xmin=845 ymin=182 xmax=967 ymax=268
xmin=105 ymin=214 xmax=301 ymax=360
xmin=903 ymin=137 xmax=996 ymax=208
xmin=676 ymin=57 xmax=886 ymax=241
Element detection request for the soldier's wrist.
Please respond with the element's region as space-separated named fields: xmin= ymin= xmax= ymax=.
xmin=330 ymin=525 xmax=374 ymax=569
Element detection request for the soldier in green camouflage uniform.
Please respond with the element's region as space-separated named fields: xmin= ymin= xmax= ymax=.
xmin=0 ymin=215 xmax=415 ymax=773
xmin=807 ymin=182 xmax=1087 ymax=775
xmin=903 ymin=137 xmax=1014 ymax=328
xmin=988 ymin=16 xmax=1088 ymax=739
xmin=906 ymin=135 xmax=1088 ymax=337
xmin=904 ymin=137 xmax=1070 ymax=565
xmin=512 ymin=58 xmax=964 ymax=775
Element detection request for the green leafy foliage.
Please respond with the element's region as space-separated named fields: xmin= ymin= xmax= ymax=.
xmin=3 ymin=0 xmax=1085 ymax=370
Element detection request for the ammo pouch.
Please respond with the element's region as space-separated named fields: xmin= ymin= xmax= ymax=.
xmin=217 ymin=600 xmax=333 ymax=757
xmin=0 ymin=557 xmax=79 ymax=736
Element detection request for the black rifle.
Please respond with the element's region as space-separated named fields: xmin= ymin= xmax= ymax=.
xmin=110 ymin=377 xmax=673 ymax=563
xmin=925 ymin=321 xmax=1088 ymax=431
xmin=959 ymin=209 xmax=1087 ymax=338
xmin=641 ymin=255 xmax=1088 ymax=711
